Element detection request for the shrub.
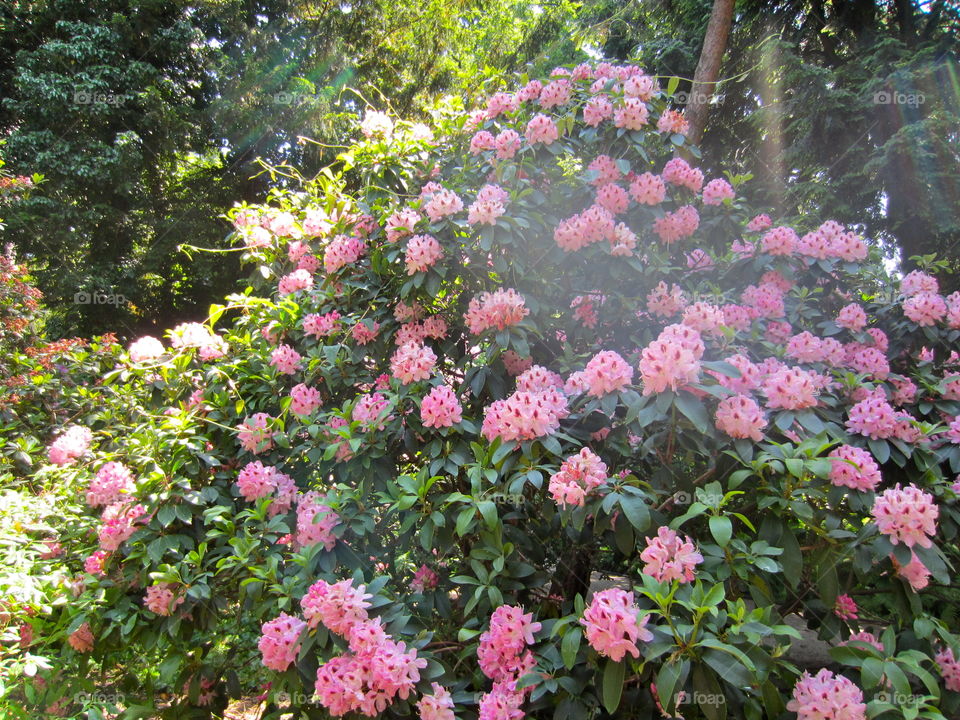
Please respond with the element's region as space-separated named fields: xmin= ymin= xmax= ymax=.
xmin=5 ymin=61 xmax=960 ymax=720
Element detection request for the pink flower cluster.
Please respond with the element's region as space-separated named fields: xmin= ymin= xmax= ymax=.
xmin=935 ymin=647 xmax=960 ymax=692
xmin=763 ymin=366 xmax=819 ymax=410
xmin=405 ymin=234 xmax=443 ymax=274
xmin=324 ymin=235 xmax=367 ymax=274
xmin=482 ymin=366 xmax=569 ymax=443
xmin=352 ymin=320 xmax=380 ymax=345
xmin=235 ymin=460 xmax=292 ymax=502
xmin=833 ymin=594 xmax=858 ymax=621
xmin=390 ymin=342 xmax=437 ymax=384
xmin=786 ymin=669 xmax=865 ymax=720
xmin=303 ymin=310 xmax=341 ymax=337
xmin=424 ymin=189 xmax=464 ymax=222
xmin=289 ymin=383 xmax=322 ymax=415
xmin=420 ymin=385 xmax=462 ymax=428
xmin=418 ymin=683 xmax=455 ymax=720
xmin=836 ymin=304 xmax=867 ymax=331
xmin=871 ymin=484 xmax=938 ymax=548
xmin=237 ymin=412 xmax=274 ymax=454
xmin=548 ymin=448 xmax=608 ymax=507
xmin=701 ymin=178 xmax=735 ymax=205
xmin=662 ymin=157 xmax=703 ymax=192
xmin=646 ymin=282 xmax=686 ymax=317
xmin=278 ymin=268 xmax=313 ymax=296
xmin=311 ymin=592 xmax=428 ymax=717
xmin=296 ymin=491 xmax=340 ymax=549
xmin=270 ymin=344 xmax=301 ymax=375
xmin=638 ymin=324 xmax=703 ymax=394
xmin=48 ymin=425 xmax=93 ymax=466
xmin=128 ymin=336 xmax=164 ymax=363
xmin=410 ymin=564 xmax=439 ymax=593
xmin=301 ymin=578 xmax=372 ymax=632
xmin=98 ymin=502 xmax=148 ymax=551
xmin=582 ymin=350 xmax=633 ymax=396
xmin=525 ymin=113 xmax=558 ymax=144
xmin=86 ymin=461 xmax=135 ymax=506
xmin=580 ymin=588 xmax=652 ymax=661
xmin=385 ymin=208 xmax=421 ymax=242
xmin=144 ymin=583 xmax=185 ymax=616
xmin=828 ymin=445 xmax=881 ymax=491
xmin=464 ymin=288 xmax=529 ymax=334
xmin=630 ymin=172 xmax=666 ymax=205
xmin=715 ymin=394 xmax=767 ymax=441
xmin=640 ymin=526 xmax=704 ymax=583
xmin=652 ymin=205 xmax=699 ymax=244
xmin=477 ymin=604 xmax=541 ymax=683
xmin=259 ymin=612 xmax=306 ymax=671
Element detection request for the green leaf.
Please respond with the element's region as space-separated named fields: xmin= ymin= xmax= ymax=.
xmin=562 ymin=627 xmax=582 ymax=670
xmin=709 ymin=515 xmax=733 ymax=548
xmin=619 ymin=495 xmax=650 ymax=532
xmin=674 ymin=392 xmax=711 ymax=434
xmin=477 ymin=500 xmax=498 ymax=530
xmin=602 ymin=659 xmax=626 ymax=714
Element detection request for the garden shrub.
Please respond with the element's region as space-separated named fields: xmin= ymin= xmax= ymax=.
xmin=5 ymin=62 xmax=960 ymax=720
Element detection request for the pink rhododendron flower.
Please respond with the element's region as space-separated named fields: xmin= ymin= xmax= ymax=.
xmin=623 ymin=74 xmax=655 ymax=99
xmin=701 ymin=178 xmax=735 ymax=205
xmin=614 ymin=97 xmax=649 ymax=129
xmin=653 ymin=205 xmax=699 ymax=244
xmin=935 ymin=648 xmax=960 ymax=692
xmin=48 ymin=425 xmax=93 ymax=466
xmin=385 ymin=208 xmax=421 ymax=242
xmin=418 ymin=683 xmax=455 ymax=720
xmin=760 ymin=226 xmax=798 ymax=256
xmin=98 ymin=502 xmax=147 ymax=551
xmin=502 ymin=350 xmax=533 ymax=376
xmin=303 ymin=310 xmax=341 ymax=337
xmin=128 ymin=336 xmax=164 ymax=363
xmin=763 ymin=366 xmax=819 ymax=410
xmin=833 ymin=594 xmax=858 ymax=620
xmin=482 ymin=388 xmax=568 ymax=443
xmin=404 ymin=235 xmax=443 ymax=275
xmin=682 ymin=301 xmax=724 ymax=334
xmin=646 ymin=281 xmax=686 ymax=318
xmin=278 ymin=268 xmax=313 ymax=296
xmin=495 ymin=129 xmax=521 ymax=159
xmin=259 ymin=612 xmax=306 ymax=671
xmin=746 ymin=213 xmax=772 ymax=232
xmin=410 ymin=565 xmax=439 ymax=593
xmin=891 ymin=550 xmax=930 ymax=591
xmin=629 ymin=172 xmax=666 ymax=205
xmin=903 ymin=292 xmax=947 ymax=326
xmin=289 ymin=383 xmax=321 ymax=415
xmin=477 ymin=604 xmax=542 ymax=683
xmin=236 ymin=460 xmax=289 ymax=501
xmin=237 ymin=412 xmax=274 ymax=454
xmin=841 ymin=631 xmax=883 ymax=653
xmin=145 ymin=583 xmax=185 ymax=616
xmin=657 ymin=109 xmax=688 ymax=134
xmin=390 ymin=342 xmax=437 ymax=384
xmin=524 ymin=113 xmax=559 ymax=144
xmin=787 ymin=669 xmax=865 ymax=720
xmin=420 ymin=385 xmax=462 ymax=428
xmin=582 ymin=351 xmax=633 ymax=396
xmin=84 ymin=550 xmax=109 ymax=576
xmin=662 ymin=157 xmax=703 ymax=192
xmin=351 ymin=320 xmax=380 ymax=345
xmin=715 ymin=394 xmax=767 ymax=441
xmin=87 ymin=461 xmax=135 ymax=506
xmin=269 ymin=344 xmax=301 ymax=375
xmin=640 ymin=526 xmax=704 ymax=583
xmin=845 ymin=389 xmax=897 ymax=439
xmin=301 ymin=578 xmax=372 ymax=633
xmin=583 ymin=95 xmax=613 ymax=126
xmin=548 ymin=447 xmax=608 ymax=507
xmin=464 ymin=288 xmax=529 ymax=334
xmin=296 ymin=491 xmax=340 ymax=549
xmin=638 ymin=338 xmax=700 ymax=395
xmin=836 ymin=303 xmax=867 ymax=331
xmin=900 ymin=270 xmax=938 ymax=297
xmin=539 ymin=77 xmax=573 ymax=108
xmin=580 ymin=588 xmax=652 ymax=661
xmin=324 ymin=235 xmax=367 ymax=274
xmin=871 ymin=484 xmax=938 ymax=548
xmin=828 ymin=445 xmax=881 ymax=491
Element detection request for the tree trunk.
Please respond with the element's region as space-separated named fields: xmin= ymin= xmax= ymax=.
xmin=684 ymin=0 xmax=735 ymax=147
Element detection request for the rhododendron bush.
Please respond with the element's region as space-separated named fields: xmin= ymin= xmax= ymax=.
xmin=7 ymin=62 xmax=960 ymax=719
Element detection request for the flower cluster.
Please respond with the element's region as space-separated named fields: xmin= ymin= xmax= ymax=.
xmin=580 ymin=588 xmax=652 ymax=661
xmin=786 ymin=669 xmax=866 ymax=720
xmin=86 ymin=462 xmax=135 ymax=506
xmin=548 ymin=448 xmax=608 ymax=507
xmin=640 ymin=526 xmax=704 ymax=583
xmin=871 ymin=484 xmax=938 ymax=548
